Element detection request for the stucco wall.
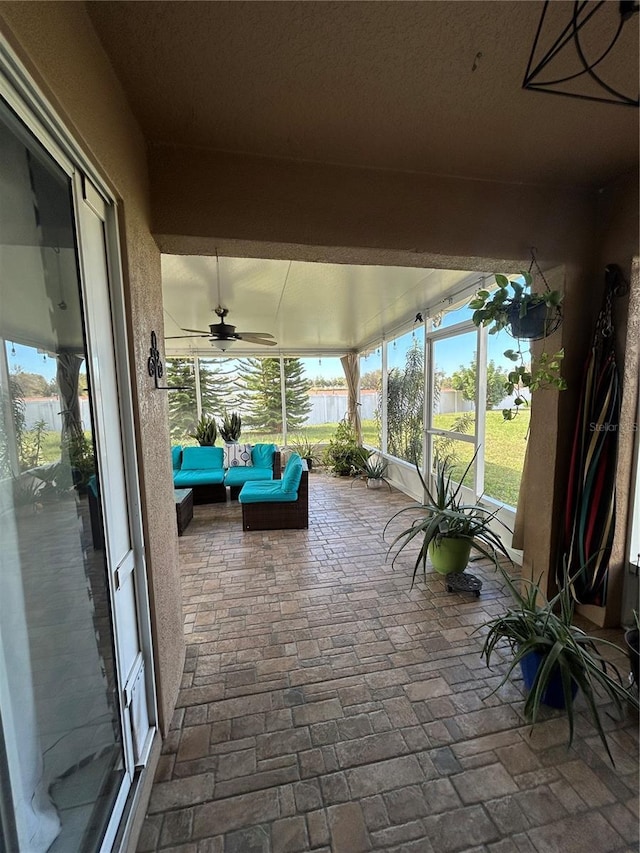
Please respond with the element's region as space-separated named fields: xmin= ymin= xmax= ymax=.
xmin=0 ymin=2 xmax=185 ymax=734
xmin=150 ymin=145 xmax=596 ymax=266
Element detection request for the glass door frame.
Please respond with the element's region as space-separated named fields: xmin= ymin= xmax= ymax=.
xmin=0 ymin=35 xmax=157 ymax=853
xmin=424 ymin=318 xmax=487 ymax=501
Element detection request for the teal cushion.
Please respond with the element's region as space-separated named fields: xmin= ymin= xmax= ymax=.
xmin=171 ymin=445 xmax=182 ymax=470
xmin=251 ymin=443 xmax=276 ymax=469
xmin=225 ymin=467 xmax=274 ymax=487
xmin=282 ymin=453 xmax=303 ymax=492
xmin=181 ymin=446 xmax=224 ymax=470
xmin=87 ymin=474 xmax=99 ymax=498
xmin=173 ymin=469 xmax=225 ymax=487
xmin=239 ymin=482 xmax=298 ymax=504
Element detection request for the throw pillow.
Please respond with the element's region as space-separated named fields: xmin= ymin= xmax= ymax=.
xmin=224 ymin=443 xmax=253 ymax=468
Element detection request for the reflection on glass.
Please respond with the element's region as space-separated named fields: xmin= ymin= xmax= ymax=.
xmin=359 ymin=349 xmax=382 ymax=448
xmin=386 ymin=328 xmax=425 ymax=465
xmin=0 ymin=101 xmax=123 ymax=851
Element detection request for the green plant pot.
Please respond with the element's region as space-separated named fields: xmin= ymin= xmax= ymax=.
xmin=428 ymin=538 xmax=472 ymax=574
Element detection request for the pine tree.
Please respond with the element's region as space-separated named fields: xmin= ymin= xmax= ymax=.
xmin=166 ymin=357 xmax=240 ymax=442
xmin=236 ymin=357 xmax=311 ymax=432
xmin=198 ymin=358 xmax=239 ymax=418
xmin=166 ymin=358 xmax=197 ymax=442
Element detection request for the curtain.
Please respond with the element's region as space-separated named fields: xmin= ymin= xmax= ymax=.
xmin=340 ymin=352 xmax=362 ymax=443
xmin=56 ymin=351 xmax=83 ymax=442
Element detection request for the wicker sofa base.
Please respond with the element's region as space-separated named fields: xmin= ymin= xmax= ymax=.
xmin=241 ymin=469 xmax=308 ymax=530
xmin=242 ymin=501 xmax=308 ymax=530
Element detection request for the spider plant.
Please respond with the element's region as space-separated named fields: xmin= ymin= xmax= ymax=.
xmin=480 ymin=564 xmax=639 ymax=765
xmin=384 ymin=450 xmax=512 ymax=586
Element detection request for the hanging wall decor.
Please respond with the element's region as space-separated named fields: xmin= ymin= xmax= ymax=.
xmin=561 ymin=264 xmax=627 ymax=606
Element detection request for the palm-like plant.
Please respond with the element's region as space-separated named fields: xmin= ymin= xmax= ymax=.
xmin=384 ymin=451 xmax=512 ymax=586
xmin=190 ymin=415 xmax=217 ymax=446
xmin=219 ymin=411 xmax=242 ymax=442
xmin=361 ymin=456 xmax=388 ymax=480
xmin=288 ymin=434 xmax=321 ymax=465
xmin=480 ymin=564 xmax=638 ymax=765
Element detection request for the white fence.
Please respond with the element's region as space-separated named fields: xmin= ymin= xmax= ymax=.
xmin=24 ymin=387 xmax=526 ymax=431
xmin=22 ymin=397 xmax=92 ymax=430
xmin=307 ymin=390 xmax=378 ymax=424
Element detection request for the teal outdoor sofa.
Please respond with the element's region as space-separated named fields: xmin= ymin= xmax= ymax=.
xmin=239 ymin=452 xmax=308 ymax=530
xmin=171 ymin=443 xmax=281 ymax=504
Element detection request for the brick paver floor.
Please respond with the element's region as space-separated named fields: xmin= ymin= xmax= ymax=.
xmin=138 ymin=473 xmax=639 ymax=853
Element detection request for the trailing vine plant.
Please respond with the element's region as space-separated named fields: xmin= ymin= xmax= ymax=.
xmin=469 ymin=259 xmax=566 ymax=420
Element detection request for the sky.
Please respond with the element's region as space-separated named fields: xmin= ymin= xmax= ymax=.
xmin=5 ymin=342 xmax=59 ymax=380
xmin=7 ymin=333 xmax=525 ymax=386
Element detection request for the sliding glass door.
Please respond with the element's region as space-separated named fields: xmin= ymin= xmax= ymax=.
xmin=0 ymin=82 xmax=151 ymax=853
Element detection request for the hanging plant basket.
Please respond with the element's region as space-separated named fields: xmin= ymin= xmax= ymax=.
xmin=506 ymin=301 xmax=562 ymax=341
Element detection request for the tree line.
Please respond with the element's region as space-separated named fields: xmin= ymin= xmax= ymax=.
xmin=166 ymin=357 xmax=314 ymax=441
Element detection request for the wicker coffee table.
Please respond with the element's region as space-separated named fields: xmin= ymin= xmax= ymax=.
xmin=174 ymin=488 xmax=194 ymax=536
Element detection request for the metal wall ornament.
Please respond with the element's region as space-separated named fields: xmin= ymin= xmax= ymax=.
xmin=523 ymin=1 xmax=640 ymax=107
xmin=147 ymin=331 xmax=188 ymax=391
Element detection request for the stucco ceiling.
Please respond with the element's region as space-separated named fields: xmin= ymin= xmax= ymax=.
xmin=162 ymin=254 xmax=480 ymax=356
xmin=88 ymin=1 xmax=638 ymax=356
xmin=88 ymin=0 xmax=638 ymax=187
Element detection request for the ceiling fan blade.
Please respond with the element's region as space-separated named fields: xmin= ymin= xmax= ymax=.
xmin=235 ymin=331 xmax=276 ymax=338
xmin=239 ymin=334 xmax=278 ymax=346
xmin=181 ymin=328 xmax=211 ymax=334
xmin=165 ymin=333 xmax=210 ymax=339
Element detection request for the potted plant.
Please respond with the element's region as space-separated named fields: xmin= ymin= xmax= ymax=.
xmin=65 ymin=428 xmax=96 ymax=491
xmin=357 ymin=454 xmax=390 ymax=491
xmin=385 ymin=451 xmax=512 ymax=585
xmin=480 ymin=565 xmax=638 ymax=765
xmin=219 ymin=411 xmax=242 ymax=443
xmin=288 ymin=434 xmax=321 ymax=471
xmin=469 ymin=272 xmax=566 ymax=420
xmin=469 ymin=272 xmax=563 ymax=339
xmin=324 ymin=417 xmax=369 ymax=476
xmin=190 ymin=415 xmax=217 ymax=446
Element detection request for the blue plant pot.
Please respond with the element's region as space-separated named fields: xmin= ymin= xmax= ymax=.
xmin=520 ymin=651 xmax=578 ymax=709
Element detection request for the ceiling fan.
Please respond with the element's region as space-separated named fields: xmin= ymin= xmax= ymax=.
xmin=166 ymin=251 xmax=278 ymax=351
xmin=166 ymin=306 xmax=277 ymax=351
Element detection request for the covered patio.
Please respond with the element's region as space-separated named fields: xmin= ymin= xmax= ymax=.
xmin=137 ymin=474 xmax=638 ymax=853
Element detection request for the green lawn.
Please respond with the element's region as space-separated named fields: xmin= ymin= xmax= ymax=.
xmin=432 ymin=410 xmax=529 ymax=507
